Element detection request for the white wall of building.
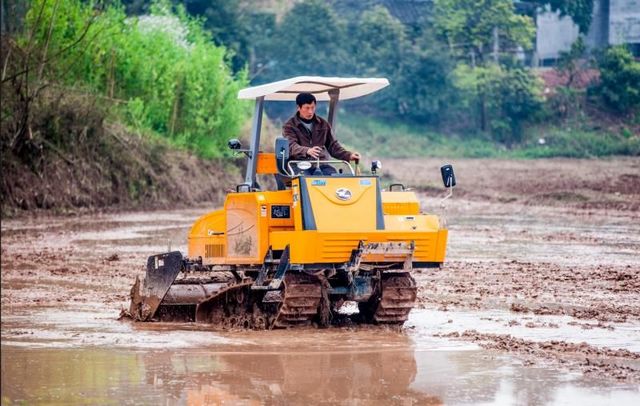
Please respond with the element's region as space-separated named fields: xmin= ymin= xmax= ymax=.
xmin=536 ymin=9 xmax=580 ymax=61
xmin=609 ymin=0 xmax=640 ymax=44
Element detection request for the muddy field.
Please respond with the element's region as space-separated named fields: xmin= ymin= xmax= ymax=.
xmin=2 ymin=157 xmax=639 ymax=404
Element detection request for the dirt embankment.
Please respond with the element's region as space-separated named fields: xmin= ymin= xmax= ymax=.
xmin=1 ymin=90 xmax=244 ymax=217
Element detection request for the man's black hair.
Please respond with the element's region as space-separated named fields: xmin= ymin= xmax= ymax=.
xmin=296 ymin=92 xmax=316 ymax=107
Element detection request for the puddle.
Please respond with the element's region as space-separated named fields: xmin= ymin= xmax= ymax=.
xmin=1 ymin=306 xmax=237 ymax=349
xmin=2 ymin=343 xmax=638 ymax=405
xmin=2 ymin=305 xmax=639 ymax=404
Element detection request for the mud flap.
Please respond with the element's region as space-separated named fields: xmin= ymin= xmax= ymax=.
xmin=129 ymin=251 xmax=183 ymax=321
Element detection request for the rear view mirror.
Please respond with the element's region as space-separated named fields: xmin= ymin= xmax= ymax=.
xmin=371 ymin=160 xmax=382 ymax=174
xmin=440 ymin=164 xmax=456 ymax=188
xmin=228 ymin=139 xmax=242 ymax=150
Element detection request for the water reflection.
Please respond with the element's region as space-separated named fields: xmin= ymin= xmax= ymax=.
xmin=3 ymin=335 xmax=638 ymax=405
xmin=140 ymin=334 xmax=442 ymax=405
xmin=2 ymin=333 xmax=445 ymax=405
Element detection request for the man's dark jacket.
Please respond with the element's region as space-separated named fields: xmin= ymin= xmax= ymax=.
xmin=282 ymin=113 xmax=352 ymax=161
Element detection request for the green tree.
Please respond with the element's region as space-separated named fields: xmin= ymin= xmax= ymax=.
xmin=557 ymin=37 xmax=586 ymax=88
xmin=549 ymin=37 xmax=588 ymax=119
xmin=593 ymin=46 xmax=640 ymax=115
xmin=395 ymin=28 xmax=456 ymax=124
xmin=180 ymin=0 xmax=250 ymax=73
xmin=497 ymin=67 xmax=544 ymax=143
xmin=11 ymin=0 xmax=249 ymax=158
xmin=349 ymin=6 xmax=409 ymax=113
xmin=265 ymin=0 xmax=348 ymax=80
xmin=351 ymin=6 xmax=407 ymax=77
xmin=434 ymin=0 xmax=535 ymax=63
xmin=453 ymin=64 xmax=543 ymax=144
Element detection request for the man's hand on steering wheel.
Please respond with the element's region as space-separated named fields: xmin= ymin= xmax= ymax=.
xmin=307 ymin=146 xmax=323 ymax=159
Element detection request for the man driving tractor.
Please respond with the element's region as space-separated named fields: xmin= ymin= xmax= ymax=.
xmin=283 ymin=92 xmax=361 ymax=175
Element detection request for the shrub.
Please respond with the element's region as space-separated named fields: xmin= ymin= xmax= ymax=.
xmin=20 ymin=0 xmax=250 ymax=157
xmin=592 ymin=46 xmax=640 ymax=115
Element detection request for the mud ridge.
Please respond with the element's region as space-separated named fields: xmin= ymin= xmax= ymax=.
xmin=436 ymin=330 xmax=640 ymax=383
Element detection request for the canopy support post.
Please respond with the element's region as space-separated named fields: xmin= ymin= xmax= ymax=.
xmin=327 ymin=89 xmax=340 ymax=130
xmin=245 ymin=96 xmax=264 ymax=189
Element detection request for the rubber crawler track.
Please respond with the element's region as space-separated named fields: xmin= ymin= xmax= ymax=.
xmin=273 ymin=273 xmax=323 ymax=328
xmin=373 ymin=272 xmax=417 ymax=324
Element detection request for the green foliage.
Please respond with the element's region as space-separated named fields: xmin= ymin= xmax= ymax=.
xmin=351 ymin=6 xmax=408 ymax=77
xmin=266 ymin=0 xmax=348 ymax=79
xmin=434 ymin=0 xmax=535 ymax=62
xmin=593 ymin=46 xmax=640 ymax=115
xmin=395 ymin=30 xmax=456 ymax=124
xmin=498 ymin=68 xmax=545 ymax=141
xmin=22 ymin=0 xmax=250 ymax=157
xmin=339 ymin=114 xmax=639 ymax=159
xmin=348 ymin=6 xmax=410 ymax=114
xmin=452 ymin=64 xmax=543 ymax=144
xmin=179 ymin=0 xmax=252 ymax=72
xmin=260 ymin=1 xmax=456 ymax=125
xmin=515 ymin=128 xmax=640 ymax=158
xmin=545 ymin=86 xmax=585 ymax=121
xmin=16 ymin=0 xmax=633 ymax=160
xmin=543 ymin=38 xmax=589 ymax=121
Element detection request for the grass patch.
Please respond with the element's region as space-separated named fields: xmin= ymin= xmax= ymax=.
xmin=337 ymin=114 xmax=501 ymax=158
xmin=337 ymin=113 xmax=640 ymax=158
xmin=513 ymin=128 xmax=640 ymax=158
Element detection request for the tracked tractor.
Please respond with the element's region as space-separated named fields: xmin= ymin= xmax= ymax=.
xmin=128 ymin=77 xmax=455 ymax=328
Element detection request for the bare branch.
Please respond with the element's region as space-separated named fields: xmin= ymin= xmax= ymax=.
xmin=24 ymin=0 xmax=47 ymax=56
xmin=37 ymin=0 xmax=61 ymax=82
xmin=2 ymin=43 xmax=13 ymax=81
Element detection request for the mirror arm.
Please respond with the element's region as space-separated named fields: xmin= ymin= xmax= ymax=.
xmin=233 ymin=149 xmax=252 ymax=158
xmin=440 ymin=186 xmax=453 ymax=203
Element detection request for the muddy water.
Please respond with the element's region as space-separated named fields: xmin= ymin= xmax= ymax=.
xmin=2 ymin=205 xmax=640 ymax=404
xmin=2 ymin=323 xmax=638 ymax=405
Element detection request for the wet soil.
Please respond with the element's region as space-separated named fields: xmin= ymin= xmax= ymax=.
xmin=2 ymin=157 xmax=640 ymax=403
xmin=401 ymin=157 xmax=640 ymax=387
xmin=387 ymin=156 xmax=640 ymax=212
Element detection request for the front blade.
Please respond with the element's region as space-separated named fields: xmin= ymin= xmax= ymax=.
xmin=129 ymin=251 xmax=183 ymax=321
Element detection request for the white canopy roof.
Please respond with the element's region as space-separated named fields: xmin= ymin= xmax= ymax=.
xmin=237 ymin=76 xmax=389 ymax=101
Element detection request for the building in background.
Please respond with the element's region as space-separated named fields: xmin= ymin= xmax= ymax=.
xmin=332 ymin=0 xmax=638 ymax=65
xmin=535 ymin=0 xmax=640 ymax=65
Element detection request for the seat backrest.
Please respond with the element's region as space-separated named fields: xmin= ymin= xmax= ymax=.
xmin=256 ymin=153 xmax=278 ymax=174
